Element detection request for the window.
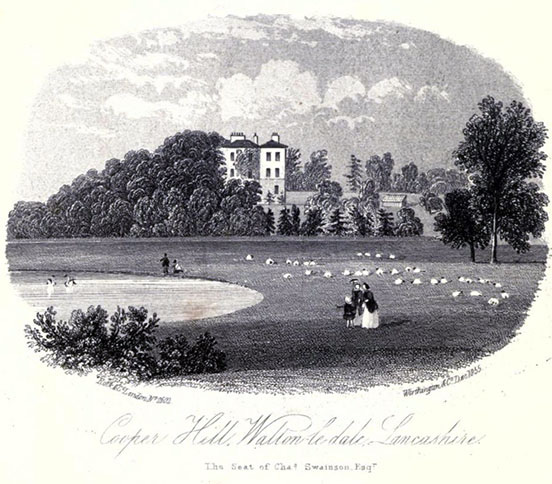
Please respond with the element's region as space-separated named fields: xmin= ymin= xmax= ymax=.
xmin=247 ymin=170 xmax=252 ymax=178
xmin=230 ymin=168 xmax=235 ymax=177
xmin=266 ymin=168 xmax=271 ymax=177
xmin=275 ymin=168 xmax=280 ymax=178
xmin=230 ymin=152 xmax=235 ymax=161
xmin=266 ymin=152 xmax=271 ymax=161
xmin=275 ymin=152 xmax=280 ymax=161
xmin=274 ymin=185 xmax=280 ymax=194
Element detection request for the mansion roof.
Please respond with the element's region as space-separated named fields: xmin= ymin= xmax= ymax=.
xmin=259 ymin=139 xmax=288 ymax=149
xmin=220 ymin=139 xmax=259 ymax=149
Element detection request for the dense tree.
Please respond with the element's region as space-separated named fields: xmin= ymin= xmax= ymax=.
xmin=277 ymin=208 xmax=293 ymax=235
xmin=265 ymin=208 xmax=275 ymax=235
xmin=327 ymin=208 xmax=346 ymax=235
xmin=234 ymin=148 xmax=260 ymax=179
xmin=434 ymin=189 xmax=490 ymax=262
xmin=375 ymin=209 xmax=395 ymax=236
xmin=365 ymin=152 xmax=394 ymax=191
xmin=290 ymin=205 xmax=301 ymax=235
xmin=346 ymin=205 xmax=373 ymax=237
xmin=454 ymin=96 xmax=548 ymax=262
xmin=302 ymin=150 xmax=332 ymax=190
xmin=395 ymin=207 xmax=424 ymax=237
xmin=300 ymin=208 xmax=324 ymax=236
xmin=7 ymin=130 xmax=285 ymax=238
xmin=419 ymin=191 xmax=444 ymax=215
xmin=285 ymin=147 xmax=304 ymax=190
xmin=345 ymin=155 xmax=364 ymax=192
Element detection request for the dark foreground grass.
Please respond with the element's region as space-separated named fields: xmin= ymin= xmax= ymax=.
xmin=7 ymin=236 xmax=547 ymax=393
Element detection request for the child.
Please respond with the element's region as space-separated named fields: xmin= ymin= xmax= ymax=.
xmin=173 ymin=259 xmax=183 ymax=274
xmin=337 ymin=296 xmax=357 ymax=328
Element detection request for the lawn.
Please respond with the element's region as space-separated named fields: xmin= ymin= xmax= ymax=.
xmin=6 ymin=236 xmax=547 ymax=393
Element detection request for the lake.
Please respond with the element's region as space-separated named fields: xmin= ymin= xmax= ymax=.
xmin=9 ymin=271 xmax=263 ymax=323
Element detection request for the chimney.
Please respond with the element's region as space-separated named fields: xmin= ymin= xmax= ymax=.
xmin=271 ymin=132 xmax=280 ymax=143
xmin=230 ymin=131 xmax=246 ymax=143
xmin=252 ymin=133 xmax=259 ymax=145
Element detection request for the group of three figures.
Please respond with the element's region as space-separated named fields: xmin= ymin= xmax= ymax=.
xmin=339 ymin=280 xmax=379 ymax=329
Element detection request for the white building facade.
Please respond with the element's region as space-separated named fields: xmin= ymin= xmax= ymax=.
xmin=220 ymin=132 xmax=287 ymax=202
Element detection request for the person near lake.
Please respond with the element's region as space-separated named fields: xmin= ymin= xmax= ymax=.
xmin=350 ymin=279 xmax=364 ymax=327
xmin=173 ymin=259 xmax=183 ymax=275
xmin=160 ymin=253 xmax=170 ymax=275
xmin=361 ymin=283 xmax=380 ymax=329
xmin=337 ymin=296 xmax=357 ymax=328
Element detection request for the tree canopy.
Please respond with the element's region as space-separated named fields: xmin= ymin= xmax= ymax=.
xmin=454 ymin=96 xmax=548 ymax=262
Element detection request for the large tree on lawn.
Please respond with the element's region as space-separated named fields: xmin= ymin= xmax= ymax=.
xmin=434 ymin=189 xmax=490 ymax=262
xmin=454 ymin=96 xmax=548 ymax=263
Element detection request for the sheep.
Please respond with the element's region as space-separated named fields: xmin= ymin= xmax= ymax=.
xmin=488 ymin=297 xmax=500 ymax=306
xmin=245 ymin=254 xmax=254 ymax=261
xmin=356 ymin=252 xmax=364 ymax=257
xmin=286 ymin=259 xmax=292 ymax=265
xmin=413 ymin=267 xmax=422 ymax=274
xmin=265 ymin=258 xmax=275 ymax=265
xmin=405 ymin=266 xmax=413 ymax=273
xmin=293 ymin=260 xmax=300 ymax=266
xmin=430 ymin=278 xmax=439 ymax=285
xmin=323 ymin=271 xmax=333 ymax=279
xmin=440 ymin=277 xmax=449 ymax=284
xmin=342 ymin=269 xmax=351 ymax=276
xmin=308 ymin=260 xmax=316 ymax=266
xmin=501 ymin=291 xmax=510 ymax=299
xmin=364 ymin=252 xmax=371 ymax=257
xmin=362 ymin=268 xmax=371 ymax=276
xmin=494 ymin=282 xmax=503 ymax=288
xmin=389 ymin=254 xmax=396 ymax=259
xmin=375 ymin=268 xmax=384 ymax=276
xmin=283 ymin=273 xmax=292 ymax=279
xmin=465 ymin=278 xmax=474 ymax=284
xmin=394 ymin=278 xmax=404 ymax=285
xmin=412 ymin=278 xmax=422 ymax=285
xmin=305 ymin=270 xmax=313 ymax=276
xmin=458 ymin=276 xmax=466 ymax=283
xmin=470 ymin=290 xmax=482 ymax=297
xmin=390 ymin=268 xmax=400 ymax=275
xmin=452 ymin=290 xmax=463 ymax=298
xmin=354 ymin=270 xmax=363 ymax=276
xmin=303 ymin=261 xmax=310 ymax=266
xmin=375 ymin=253 xmax=382 ymax=258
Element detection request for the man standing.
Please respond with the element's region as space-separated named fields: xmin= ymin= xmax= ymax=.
xmin=160 ymin=253 xmax=170 ymax=275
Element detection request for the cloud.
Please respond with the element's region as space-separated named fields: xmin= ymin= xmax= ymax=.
xmin=414 ymin=85 xmax=450 ymax=103
xmin=131 ymin=53 xmax=189 ymax=71
xmin=327 ymin=115 xmax=374 ymax=129
xmin=367 ymin=77 xmax=412 ymax=103
xmin=273 ymin=16 xmax=375 ymax=39
xmin=103 ymin=91 xmax=214 ymax=125
xmin=197 ymin=52 xmax=219 ymax=60
xmin=323 ymin=76 xmax=366 ymax=108
xmin=216 ymin=60 xmax=321 ymax=121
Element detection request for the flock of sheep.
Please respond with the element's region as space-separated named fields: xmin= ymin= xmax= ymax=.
xmin=245 ymin=251 xmax=510 ymax=307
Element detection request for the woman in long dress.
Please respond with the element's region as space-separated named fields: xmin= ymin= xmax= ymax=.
xmin=351 ymin=281 xmax=364 ymax=327
xmin=361 ymin=283 xmax=379 ymax=329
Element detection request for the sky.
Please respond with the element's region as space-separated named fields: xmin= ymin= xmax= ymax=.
xmin=20 ymin=14 xmax=524 ymax=202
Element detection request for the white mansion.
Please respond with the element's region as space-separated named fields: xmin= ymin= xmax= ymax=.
xmin=220 ymin=132 xmax=287 ymax=201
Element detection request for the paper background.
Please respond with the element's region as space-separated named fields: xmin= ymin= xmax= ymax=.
xmin=1 ymin=1 xmax=551 ymax=482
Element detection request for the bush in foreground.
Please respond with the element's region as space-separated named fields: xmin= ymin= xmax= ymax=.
xmin=25 ymin=305 xmax=226 ymax=381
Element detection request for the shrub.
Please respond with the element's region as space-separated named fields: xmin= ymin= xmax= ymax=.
xmin=157 ymin=334 xmax=190 ymax=378
xmin=184 ymin=332 xmax=227 ymax=374
xmin=25 ymin=305 xmax=226 ymax=380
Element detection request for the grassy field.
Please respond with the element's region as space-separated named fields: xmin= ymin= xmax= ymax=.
xmin=6 ymin=236 xmax=548 ymax=393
